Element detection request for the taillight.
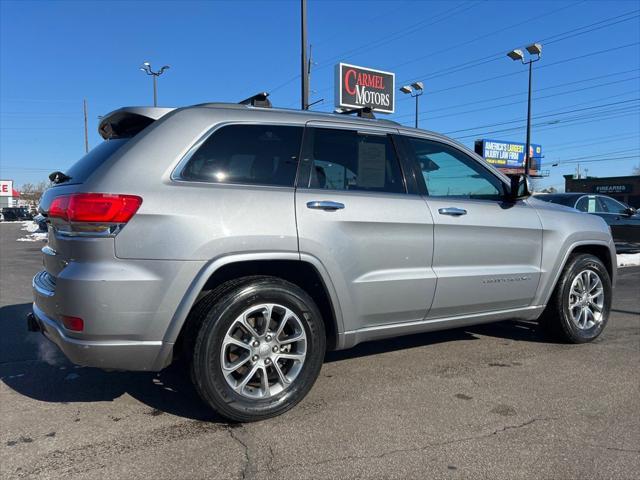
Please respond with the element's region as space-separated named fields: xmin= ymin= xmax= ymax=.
xmin=48 ymin=193 xmax=142 ymax=236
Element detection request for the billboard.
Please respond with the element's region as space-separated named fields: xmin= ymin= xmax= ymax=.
xmin=0 ymin=180 xmax=13 ymax=197
xmin=335 ymin=63 xmax=395 ymax=113
xmin=474 ymin=139 xmax=542 ymax=171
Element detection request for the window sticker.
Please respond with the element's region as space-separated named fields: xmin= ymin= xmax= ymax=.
xmin=357 ymin=140 xmax=386 ymax=188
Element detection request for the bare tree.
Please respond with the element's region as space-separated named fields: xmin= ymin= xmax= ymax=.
xmin=19 ymin=181 xmax=50 ymax=204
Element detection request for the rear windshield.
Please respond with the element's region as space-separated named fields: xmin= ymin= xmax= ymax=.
xmin=61 ymin=138 xmax=129 ymax=184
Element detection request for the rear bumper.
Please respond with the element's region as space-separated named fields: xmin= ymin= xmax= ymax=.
xmin=30 ymin=257 xmax=203 ymax=371
xmin=30 ymin=303 xmax=172 ymax=371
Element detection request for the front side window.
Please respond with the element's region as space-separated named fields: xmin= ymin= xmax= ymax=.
xmin=598 ymin=196 xmax=627 ymax=214
xmin=181 ymin=124 xmax=303 ymax=187
xmin=405 ymin=137 xmax=504 ymax=199
xmin=306 ymin=128 xmax=405 ymax=194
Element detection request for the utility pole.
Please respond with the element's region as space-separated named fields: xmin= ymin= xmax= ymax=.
xmin=301 ymin=0 xmax=309 ymax=110
xmin=83 ymin=99 xmax=89 ymax=153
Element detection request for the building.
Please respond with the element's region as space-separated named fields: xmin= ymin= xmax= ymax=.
xmin=564 ymin=174 xmax=640 ymax=208
xmin=0 ymin=180 xmax=20 ymax=209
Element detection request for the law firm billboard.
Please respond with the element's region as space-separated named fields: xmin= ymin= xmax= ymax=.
xmin=335 ymin=63 xmax=395 ymax=114
xmin=474 ymin=139 xmax=542 ymax=171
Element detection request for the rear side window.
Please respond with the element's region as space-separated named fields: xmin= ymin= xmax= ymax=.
xmin=181 ymin=124 xmax=303 ymax=187
xmin=305 ymin=128 xmax=405 ymax=194
xmin=63 ymin=138 xmax=129 ymax=184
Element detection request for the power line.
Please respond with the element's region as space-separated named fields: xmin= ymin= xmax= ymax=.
xmin=266 ymin=0 xmax=476 ymax=95
xmin=544 ymin=131 xmax=640 ymax=150
xmin=554 ymin=155 xmax=640 ymax=166
xmin=406 ymin=68 xmax=640 ymax=116
xmin=313 ymin=3 xmax=636 ymax=100
xmin=452 ymin=109 xmax=640 ymax=141
xmin=315 ymin=1 xmax=478 ymax=69
xmin=443 ymin=98 xmax=640 ymax=135
xmin=396 ymin=9 xmax=640 ymax=88
xmin=412 ymin=41 xmax=640 ymax=97
xmin=392 ymin=74 xmax=640 ymax=121
xmin=388 ymin=1 xmax=584 ymax=71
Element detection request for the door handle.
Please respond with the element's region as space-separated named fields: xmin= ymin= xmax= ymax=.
xmin=307 ymin=201 xmax=345 ymax=211
xmin=438 ymin=207 xmax=467 ymax=216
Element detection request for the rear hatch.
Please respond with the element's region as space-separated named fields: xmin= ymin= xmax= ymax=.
xmin=37 ymin=107 xmax=173 ymax=281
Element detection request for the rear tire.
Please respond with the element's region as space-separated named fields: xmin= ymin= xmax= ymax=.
xmin=190 ymin=276 xmax=325 ymax=422
xmin=539 ymin=253 xmax=611 ymax=343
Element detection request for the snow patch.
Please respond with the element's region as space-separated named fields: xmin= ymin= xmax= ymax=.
xmin=617 ymin=253 xmax=640 ymax=268
xmin=20 ymin=221 xmax=40 ymax=233
xmin=16 ymin=220 xmax=47 ymax=242
xmin=17 ymin=232 xmax=47 ymax=242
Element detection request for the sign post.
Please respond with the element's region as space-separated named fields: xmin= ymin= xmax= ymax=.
xmin=335 ymin=63 xmax=395 ymax=114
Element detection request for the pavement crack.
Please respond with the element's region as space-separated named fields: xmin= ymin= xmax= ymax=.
xmin=226 ymin=425 xmax=255 ymax=480
xmin=266 ymin=417 xmax=556 ymax=473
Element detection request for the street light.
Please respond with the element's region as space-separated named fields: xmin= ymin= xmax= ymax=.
xmin=399 ymin=81 xmax=424 ymax=128
xmin=140 ymin=62 xmax=170 ymax=107
xmin=507 ymin=43 xmax=542 ymax=176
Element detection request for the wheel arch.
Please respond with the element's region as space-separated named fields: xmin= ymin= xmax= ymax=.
xmin=165 ymin=253 xmax=344 ymax=364
xmin=539 ymin=240 xmax=616 ymax=306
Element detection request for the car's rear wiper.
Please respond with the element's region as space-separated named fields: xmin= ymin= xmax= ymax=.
xmin=49 ymin=171 xmax=72 ymax=184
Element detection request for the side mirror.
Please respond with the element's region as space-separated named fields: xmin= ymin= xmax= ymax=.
xmin=508 ymin=174 xmax=532 ymax=201
xmin=625 ymin=206 xmax=637 ymax=216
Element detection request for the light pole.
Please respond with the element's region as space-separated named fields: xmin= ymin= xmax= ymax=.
xmin=140 ymin=62 xmax=170 ymax=107
xmin=400 ymin=82 xmax=424 ymax=128
xmin=507 ymin=43 xmax=542 ymax=176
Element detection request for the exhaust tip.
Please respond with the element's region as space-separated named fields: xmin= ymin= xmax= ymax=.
xmin=27 ymin=312 xmax=41 ymax=332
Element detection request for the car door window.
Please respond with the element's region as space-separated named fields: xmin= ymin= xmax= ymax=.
xmin=404 ymin=137 xmax=505 ymax=199
xmin=576 ymin=196 xmax=601 ymax=213
xmin=598 ymin=196 xmax=627 ymax=214
xmin=305 ymin=128 xmax=405 ymax=194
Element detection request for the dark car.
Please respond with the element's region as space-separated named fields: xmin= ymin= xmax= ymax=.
xmin=1 ymin=207 xmax=33 ymax=221
xmin=535 ymin=193 xmax=639 ymax=253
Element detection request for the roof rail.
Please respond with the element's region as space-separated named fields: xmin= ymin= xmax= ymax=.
xmin=239 ymin=92 xmax=272 ymax=108
xmin=336 ymin=106 xmax=376 ymax=119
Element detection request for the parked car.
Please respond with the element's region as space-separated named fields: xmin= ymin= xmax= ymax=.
xmin=1 ymin=207 xmax=33 ymax=221
xmin=29 ymin=100 xmax=616 ymax=422
xmin=535 ymin=193 xmax=639 ymax=253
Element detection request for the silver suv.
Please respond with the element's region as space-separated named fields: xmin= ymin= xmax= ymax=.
xmin=30 ymin=98 xmax=616 ymax=422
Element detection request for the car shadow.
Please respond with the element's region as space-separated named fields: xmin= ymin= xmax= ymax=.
xmin=1 ymin=302 xmax=550 ymax=422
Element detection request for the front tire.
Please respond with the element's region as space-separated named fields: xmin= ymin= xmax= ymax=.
xmin=540 ymin=253 xmax=612 ymax=343
xmin=190 ymin=277 xmax=326 ymax=422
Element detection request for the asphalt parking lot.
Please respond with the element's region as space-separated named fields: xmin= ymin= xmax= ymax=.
xmin=1 ymin=221 xmax=638 ymax=480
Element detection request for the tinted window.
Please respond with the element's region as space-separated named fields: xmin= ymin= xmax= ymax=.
xmin=182 ymin=125 xmax=303 ymax=187
xmin=599 ymin=196 xmax=627 ymax=214
xmin=539 ymin=195 xmax=580 ymax=207
xmin=64 ymin=138 xmax=129 ymax=184
xmin=306 ymin=128 xmax=405 ymax=194
xmin=576 ymin=196 xmax=604 ymax=213
xmin=406 ymin=138 xmax=504 ymax=199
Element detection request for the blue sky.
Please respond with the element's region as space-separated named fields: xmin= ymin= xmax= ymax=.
xmin=1 ymin=0 xmax=639 ymax=190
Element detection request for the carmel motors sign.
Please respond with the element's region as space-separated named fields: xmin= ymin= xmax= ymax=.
xmin=335 ymin=63 xmax=395 ymax=113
